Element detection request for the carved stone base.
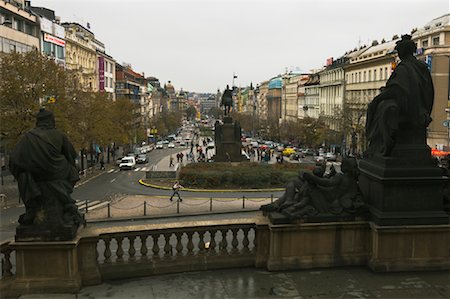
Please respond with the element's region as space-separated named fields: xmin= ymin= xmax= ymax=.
xmin=6 ymin=237 xmax=82 ymax=297
xmin=368 ymin=222 xmax=450 ymax=272
xmin=359 ymin=154 xmax=448 ymax=226
xmin=265 ymin=221 xmax=370 ymax=271
xmin=16 ymin=223 xmax=81 ymax=242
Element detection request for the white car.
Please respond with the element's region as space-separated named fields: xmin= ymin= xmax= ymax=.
xmin=156 ymin=142 xmax=164 ymax=149
xmin=168 ymin=142 xmax=175 ymax=148
xmin=207 ymin=142 xmax=215 ymax=149
xmin=119 ymin=156 xmax=136 ymax=170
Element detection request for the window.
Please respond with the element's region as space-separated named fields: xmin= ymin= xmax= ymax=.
xmin=384 ymin=67 xmax=388 ymax=80
xmin=432 ymin=36 xmax=440 ymax=46
xmin=56 ymin=45 xmax=64 ymax=59
xmin=380 ymin=68 xmax=383 ymax=80
xmin=43 ymin=41 xmax=52 ymax=56
xmin=374 ymin=69 xmax=377 ymax=81
xmin=422 ymin=39 xmax=429 ymax=48
xmin=363 ymin=71 xmax=366 ymax=82
xmin=368 ymin=70 xmax=372 ymax=81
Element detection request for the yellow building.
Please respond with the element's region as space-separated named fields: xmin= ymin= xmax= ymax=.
xmin=62 ymin=22 xmax=97 ymax=91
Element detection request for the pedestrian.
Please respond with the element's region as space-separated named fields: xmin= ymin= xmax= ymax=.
xmin=180 ymin=152 xmax=184 ymax=163
xmin=170 ymin=180 xmax=184 ymax=202
xmin=169 ymin=155 xmax=174 ymax=167
xmin=100 ymin=154 xmax=105 ymax=170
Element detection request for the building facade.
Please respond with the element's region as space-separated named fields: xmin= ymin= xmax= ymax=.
xmin=0 ymin=0 xmax=39 ymax=55
xmin=282 ymin=74 xmax=301 ymax=122
xmin=63 ymin=22 xmax=97 ymax=91
xmin=413 ymin=13 xmax=450 ymax=149
xmin=343 ymin=40 xmax=397 ymax=153
xmin=318 ymin=57 xmax=347 ymax=131
xmin=303 ymin=73 xmax=320 ymax=119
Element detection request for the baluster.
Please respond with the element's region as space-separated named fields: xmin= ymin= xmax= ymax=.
xmin=208 ymin=229 xmax=217 ymax=255
xmin=152 ymin=233 xmax=160 ymax=259
xmin=220 ymin=229 xmax=228 ymax=255
xmin=231 ymin=228 xmax=239 ymax=254
xmin=197 ymin=230 xmax=205 ymax=254
xmin=175 ymin=232 xmax=183 ymax=257
xmin=140 ymin=235 xmax=148 ymax=260
xmin=186 ymin=231 xmax=194 ymax=256
xmin=163 ymin=233 xmax=172 ymax=258
xmin=242 ymin=227 xmax=250 ymax=254
xmin=116 ymin=236 xmax=124 ymax=262
xmin=1 ymin=249 xmax=13 ymax=277
xmin=103 ymin=237 xmax=111 ymax=264
xmin=128 ymin=236 xmax=136 ymax=261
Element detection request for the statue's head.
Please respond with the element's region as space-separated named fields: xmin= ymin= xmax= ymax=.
xmin=36 ymin=108 xmax=55 ymax=129
xmin=395 ymin=34 xmax=416 ymax=60
xmin=226 ymin=84 xmax=230 ymax=90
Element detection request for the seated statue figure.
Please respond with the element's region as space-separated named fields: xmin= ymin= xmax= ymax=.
xmin=260 ymin=165 xmax=325 ymax=213
xmin=365 ymin=34 xmax=434 ymax=157
xmin=9 ymin=108 xmax=83 ymax=238
xmin=262 ymin=158 xmax=364 ymax=222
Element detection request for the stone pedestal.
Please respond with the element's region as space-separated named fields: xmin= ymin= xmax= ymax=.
xmin=359 ymin=145 xmax=449 ymax=225
xmin=213 ymin=117 xmax=247 ymax=162
xmin=368 ymin=222 xmax=450 ymax=272
xmin=265 ymin=221 xmax=370 ymax=271
xmin=8 ymin=237 xmax=82 ymax=296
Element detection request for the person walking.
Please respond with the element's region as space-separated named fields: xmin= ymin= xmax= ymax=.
xmin=170 ymin=180 xmax=184 ymax=202
xmin=169 ymin=155 xmax=174 ymax=167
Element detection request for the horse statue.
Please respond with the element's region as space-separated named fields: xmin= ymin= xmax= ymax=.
xmin=221 ymin=85 xmax=233 ymax=116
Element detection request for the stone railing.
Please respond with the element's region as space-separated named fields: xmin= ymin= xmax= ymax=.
xmin=78 ymin=218 xmax=259 ymax=284
xmin=0 ymin=240 xmax=14 ymax=279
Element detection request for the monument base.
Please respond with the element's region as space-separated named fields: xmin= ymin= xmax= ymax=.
xmin=368 ymin=222 xmax=450 ymax=272
xmin=265 ymin=221 xmax=369 ymax=271
xmin=16 ymin=223 xmax=81 ymax=242
xmin=359 ymin=155 xmax=448 ymax=226
xmin=6 ymin=237 xmax=82 ymax=297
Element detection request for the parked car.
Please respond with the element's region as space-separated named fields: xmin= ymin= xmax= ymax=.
xmin=119 ymin=156 xmax=136 ymax=170
xmin=180 ymin=140 xmax=186 ymax=146
xmin=207 ymin=142 xmax=215 ymax=149
xmin=156 ymin=142 xmax=164 ymax=149
xmin=136 ymin=154 xmax=148 ymax=164
xmin=168 ymin=142 xmax=175 ymax=148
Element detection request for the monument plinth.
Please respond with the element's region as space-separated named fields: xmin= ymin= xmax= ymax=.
xmin=213 ymin=117 xmax=247 ymax=162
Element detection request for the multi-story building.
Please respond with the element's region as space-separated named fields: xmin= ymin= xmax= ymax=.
xmin=343 ymin=40 xmax=397 ymax=153
xmin=267 ymin=76 xmax=282 ymax=121
xmin=0 ymin=0 xmax=39 ymax=55
xmin=318 ymin=56 xmax=347 ymax=131
xmin=62 ymin=22 xmax=97 ymax=91
xmin=256 ymin=80 xmax=269 ymax=121
xmin=297 ymin=75 xmax=310 ymax=119
xmin=304 ymin=73 xmax=320 ymax=119
xmin=282 ymin=74 xmax=301 ymax=122
xmin=92 ymin=38 xmax=115 ymax=100
xmin=413 ymin=13 xmax=450 ymax=149
xmin=29 ymin=6 xmax=65 ymax=66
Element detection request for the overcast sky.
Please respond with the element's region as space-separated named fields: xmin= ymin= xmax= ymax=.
xmin=32 ymin=0 xmax=449 ymax=93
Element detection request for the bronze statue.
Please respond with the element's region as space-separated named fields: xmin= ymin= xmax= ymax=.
xmin=261 ymin=158 xmax=365 ymax=222
xmin=221 ymin=85 xmax=233 ymax=116
xmin=10 ymin=108 xmax=83 ymax=239
xmin=365 ymin=34 xmax=434 ymax=157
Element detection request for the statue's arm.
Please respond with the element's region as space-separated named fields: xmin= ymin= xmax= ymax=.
xmin=303 ymin=172 xmax=340 ymax=187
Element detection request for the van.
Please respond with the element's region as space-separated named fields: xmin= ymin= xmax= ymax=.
xmin=119 ymin=156 xmax=136 ymax=170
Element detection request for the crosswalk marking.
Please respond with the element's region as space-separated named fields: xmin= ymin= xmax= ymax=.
xmin=107 ymin=169 xmax=115 ymax=173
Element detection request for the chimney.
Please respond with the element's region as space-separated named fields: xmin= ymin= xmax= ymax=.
xmin=55 ymin=16 xmax=61 ymax=24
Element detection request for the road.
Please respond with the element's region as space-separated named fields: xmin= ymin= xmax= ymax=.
xmin=72 ymin=146 xmax=284 ymax=202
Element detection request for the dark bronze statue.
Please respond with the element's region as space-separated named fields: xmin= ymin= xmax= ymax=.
xmin=365 ymin=34 xmax=434 ymax=157
xmin=261 ymin=158 xmax=365 ymax=223
xmin=221 ymin=85 xmax=233 ymax=116
xmin=10 ymin=108 xmax=83 ymax=240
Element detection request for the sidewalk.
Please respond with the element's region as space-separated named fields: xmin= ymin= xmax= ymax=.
xmin=19 ymin=266 xmax=449 ymax=298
